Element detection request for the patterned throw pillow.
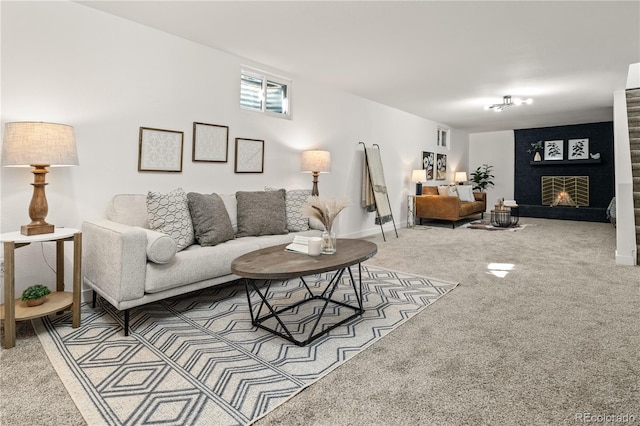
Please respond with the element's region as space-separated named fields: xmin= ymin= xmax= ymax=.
xmin=146 ymin=188 xmax=195 ymax=251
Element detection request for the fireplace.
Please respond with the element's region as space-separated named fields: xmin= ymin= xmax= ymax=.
xmin=541 ymin=176 xmax=589 ymax=207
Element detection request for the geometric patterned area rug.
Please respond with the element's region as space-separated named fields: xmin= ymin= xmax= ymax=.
xmin=34 ymin=265 xmax=458 ymax=426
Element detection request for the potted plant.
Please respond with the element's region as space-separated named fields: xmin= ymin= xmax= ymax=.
xmin=21 ymin=284 xmax=51 ymax=307
xmin=470 ymin=164 xmax=495 ymax=192
xmin=527 ymin=141 xmax=544 ymax=161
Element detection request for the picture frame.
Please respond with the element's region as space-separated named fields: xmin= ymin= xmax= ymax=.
xmin=568 ymin=138 xmax=589 ymax=160
xmin=234 ymin=138 xmax=264 ymax=173
xmin=192 ymin=122 xmax=229 ymax=162
xmin=138 ymin=127 xmax=184 ymax=172
xmin=422 ymin=151 xmax=434 ymax=180
xmin=436 ymin=153 xmax=447 ymax=180
xmin=544 ymin=140 xmax=563 ymax=161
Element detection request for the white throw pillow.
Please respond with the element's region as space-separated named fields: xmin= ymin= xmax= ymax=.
xmin=457 ymin=185 xmax=475 ymax=202
xmin=146 ymin=188 xmax=195 ymax=251
xmin=437 ymin=185 xmax=457 ymax=196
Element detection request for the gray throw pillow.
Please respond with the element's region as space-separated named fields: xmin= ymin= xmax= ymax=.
xmin=187 ymin=192 xmax=235 ymax=246
xmin=236 ymin=189 xmax=288 ymax=237
xmin=265 ymin=187 xmax=311 ymax=232
xmin=146 ymin=188 xmax=195 ymax=251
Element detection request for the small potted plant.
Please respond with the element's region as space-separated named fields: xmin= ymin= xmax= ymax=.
xmin=527 ymin=141 xmax=544 ymax=161
xmin=21 ymin=284 xmax=51 ymax=307
xmin=470 ymin=164 xmax=495 ymax=192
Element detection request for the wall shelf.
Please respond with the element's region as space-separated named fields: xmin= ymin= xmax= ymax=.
xmin=529 ymin=158 xmax=601 ymax=166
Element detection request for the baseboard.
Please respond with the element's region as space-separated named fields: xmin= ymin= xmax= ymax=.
xmin=615 ymin=250 xmax=637 ymax=266
xmin=342 ymin=222 xmax=404 ymax=239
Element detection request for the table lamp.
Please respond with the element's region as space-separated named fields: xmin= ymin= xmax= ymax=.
xmin=1 ymin=122 xmax=79 ymax=236
xmin=412 ymin=169 xmax=427 ymax=195
xmin=301 ymin=150 xmax=331 ymax=196
xmin=455 ymin=171 xmax=468 ymax=185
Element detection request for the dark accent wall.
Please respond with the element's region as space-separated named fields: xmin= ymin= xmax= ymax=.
xmin=514 ymin=122 xmax=614 ymax=222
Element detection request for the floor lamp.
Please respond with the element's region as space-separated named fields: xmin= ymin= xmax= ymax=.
xmin=1 ymin=122 xmax=79 ymax=236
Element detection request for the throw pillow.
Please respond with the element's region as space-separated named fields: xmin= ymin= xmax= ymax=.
xmin=437 ymin=185 xmax=457 ymax=196
xmin=146 ymin=188 xmax=195 ymax=251
xmin=457 ymin=185 xmax=475 ymax=202
xmin=236 ymin=189 xmax=288 ymax=237
xmin=187 ymin=192 xmax=235 ymax=246
xmin=265 ymin=187 xmax=311 ymax=232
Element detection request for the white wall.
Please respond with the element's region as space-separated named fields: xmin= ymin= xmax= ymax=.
xmin=0 ymin=2 xmax=468 ymax=300
xmin=468 ymin=131 xmax=515 ymax=209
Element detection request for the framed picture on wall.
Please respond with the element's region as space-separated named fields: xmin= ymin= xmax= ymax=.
xmin=568 ymin=138 xmax=589 ymax=160
xmin=544 ymin=140 xmax=563 ymax=161
xmin=138 ymin=127 xmax=184 ymax=172
xmin=192 ymin=122 xmax=229 ymax=162
xmin=422 ymin=151 xmax=434 ymax=180
xmin=234 ymin=138 xmax=264 ymax=173
xmin=436 ymin=153 xmax=447 ymax=180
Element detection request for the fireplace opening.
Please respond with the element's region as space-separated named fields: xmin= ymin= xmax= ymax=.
xmin=541 ymin=176 xmax=589 ymax=208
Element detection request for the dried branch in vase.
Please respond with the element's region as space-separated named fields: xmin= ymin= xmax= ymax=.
xmin=303 ymin=196 xmax=351 ymax=232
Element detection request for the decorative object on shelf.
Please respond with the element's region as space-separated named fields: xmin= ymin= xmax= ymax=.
xmin=544 ymin=140 xmax=563 ymax=161
xmin=568 ymin=138 xmax=589 ymax=160
xmin=21 ymin=284 xmax=51 ymax=307
xmin=235 ymin=138 xmax=264 ymax=173
xmin=192 ymin=122 xmax=228 ymax=162
xmin=484 ymin=95 xmax=532 ymax=112
xmin=301 ymin=150 xmax=331 ymax=196
xmin=138 ymin=127 xmax=184 ymax=172
xmin=422 ymin=151 xmax=434 ymax=180
xmin=590 ymin=152 xmax=600 ymax=159
xmin=454 ymin=171 xmax=467 ymax=185
xmin=470 ymin=163 xmax=495 ymax=192
xmin=436 ymin=153 xmax=447 ymax=180
xmin=527 ymin=141 xmax=544 ymax=161
xmin=1 ymin=122 xmax=79 ymax=236
xmin=412 ymin=169 xmax=427 ymax=195
xmin=303 ymin=196 xmax=350 ymax=254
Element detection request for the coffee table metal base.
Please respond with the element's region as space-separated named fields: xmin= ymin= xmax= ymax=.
xmin=243 ymin=265 xmax=364 ymax=346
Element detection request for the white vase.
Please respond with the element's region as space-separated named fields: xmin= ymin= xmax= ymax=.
xmin=321 ymin=230 xmax=336 ymax=254
xmin=534 ymin=152 xmax=541 ymax=161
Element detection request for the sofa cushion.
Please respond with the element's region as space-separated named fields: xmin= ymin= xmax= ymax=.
xmin=143 ymin=228 xmax=177 ymax=264
xmin=235 ymin=189 xmax=289 ymax=237
xmin=146 ymin=188 xmax=195 ymax=251
xmin=456 ymin=185 xmax=475 ymax=202
xmin=187 ymin=192 xmax=235 ymax=246
xmin=108 ymin=194 xmax=150 ymax=228
xmin=422 ymin=186 xmax=439 ymax=196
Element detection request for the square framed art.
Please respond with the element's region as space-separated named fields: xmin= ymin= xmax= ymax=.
xmin=192 ymin=122 xmax=229 ymax=162
xmin=544 ymin=140 xmax=563 ymax=161
xmin=568 ymin=138 xmax=589 ymax=160
xmin=138 ymin=127 xmax=184 ymax=172
xmin=234 ymin=138 xmax=264 ymax=173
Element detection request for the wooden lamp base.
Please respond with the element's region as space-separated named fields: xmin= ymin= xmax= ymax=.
xmin=20 ymin=164 xmax=55 ymax=236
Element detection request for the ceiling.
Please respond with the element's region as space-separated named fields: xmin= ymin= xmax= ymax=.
xmin=78 ymin=1 xmax=640 ymax=133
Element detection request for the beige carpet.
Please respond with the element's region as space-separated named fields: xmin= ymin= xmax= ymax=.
xmin=1 ymin=218 xmax=639 ymax=425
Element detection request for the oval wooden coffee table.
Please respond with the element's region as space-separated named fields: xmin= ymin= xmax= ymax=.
xmin=231 ymin=239 xmax=377 ymax=346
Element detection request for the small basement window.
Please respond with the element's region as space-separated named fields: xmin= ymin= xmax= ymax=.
xmin=240 ymin=67 xmax=290 ymax=118
xmin=437 ymin=127 xmax=450 ymax=149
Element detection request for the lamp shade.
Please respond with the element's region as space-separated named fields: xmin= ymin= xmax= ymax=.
xmin=2 ymin=122 xmax=78 ymax=167
xmin=301 ymin=150 xmax=331 ymax=173
xmin=455 ymin=171 xmax=468 ymax=183
xmin=412 ymin=169 xmax=427 ymax=183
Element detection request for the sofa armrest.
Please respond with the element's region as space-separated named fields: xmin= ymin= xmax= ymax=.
xmin=473 ymin=192 xmax=487 ymax=210
xmin=415 ymin=195 xmax=461 ymax=220
xmin=82 ymin=220 xmax=148 ymax=307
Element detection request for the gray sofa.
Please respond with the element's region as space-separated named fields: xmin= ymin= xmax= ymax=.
xmin=82 ymin=189 xmax=321 ymax=335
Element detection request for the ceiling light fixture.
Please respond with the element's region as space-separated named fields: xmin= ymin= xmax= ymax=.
xmin=485 ymin=95 xmax=533 ymax=112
